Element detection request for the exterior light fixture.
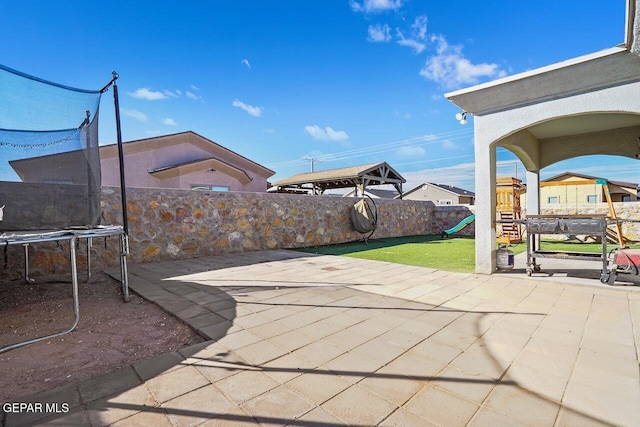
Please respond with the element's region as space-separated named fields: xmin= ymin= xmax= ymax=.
xmin=455 ymin=111 xmax=468 ymax=125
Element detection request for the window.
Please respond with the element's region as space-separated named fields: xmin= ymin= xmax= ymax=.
xmin=622 ymin=195 xmax=631 ymax=202
xmin=191 ymin=185 xmax=230 ymax=192
xmin=547 ymin=196 xmax=559 ymax=204
xmin=437 ymin=199 xmax=452 ymax=206
xmin=586 ymin=194 xmax=598 ymax=203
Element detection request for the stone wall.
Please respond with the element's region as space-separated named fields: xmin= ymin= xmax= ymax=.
xmin=430 ymin=205 xmax=476 ymax=237
xmin=5 ymin=185 xmax=636 ymax=281
xmin=534 ymin=203 xmax=640 ymax=241
xmin=1 ymin=187 xmax=447 ymax=280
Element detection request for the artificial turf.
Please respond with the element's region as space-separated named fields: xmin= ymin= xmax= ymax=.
xmin=296 ymin=235 xmax=638 ymax=274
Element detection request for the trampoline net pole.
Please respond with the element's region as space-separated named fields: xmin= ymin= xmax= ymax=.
xmin=111 ymin=72 xmax=129 ymax=236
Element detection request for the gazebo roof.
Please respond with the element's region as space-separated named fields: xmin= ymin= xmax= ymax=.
xmin=272 ymin=162 xmax=406 ymax=195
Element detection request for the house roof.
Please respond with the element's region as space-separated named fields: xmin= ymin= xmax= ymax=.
xmin=147 ymin=157 xmax=252 ymax=184
xmin=100 ymin=131 xmax=275 ymax=178
xmin=272 ymin=162 xmax=406 ymax=194
xmin=543 ymin=171 xmax=638 ymax=189
xmin=402 ymin=182 xmax=475 ymax=198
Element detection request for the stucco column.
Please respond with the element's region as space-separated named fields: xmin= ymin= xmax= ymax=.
xmin=474 ymin=129 xmax=497 ymax=274
xmin=525 ymin=170 xmax=540 ymax=216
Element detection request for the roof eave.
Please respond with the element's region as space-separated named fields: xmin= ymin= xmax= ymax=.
xmin=446 ymin=47 xmax=640 ymax=116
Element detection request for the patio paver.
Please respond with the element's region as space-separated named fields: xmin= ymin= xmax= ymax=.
xmin=3 ymin=249 xmax=640 ymax=426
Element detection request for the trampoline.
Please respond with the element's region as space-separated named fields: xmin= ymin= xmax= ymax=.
xmin=0 ymin=64 xmax=130 ymax=353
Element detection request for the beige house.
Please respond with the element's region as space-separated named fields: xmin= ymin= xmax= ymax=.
xmin=100 ymin=131 xmax=274 ymax=192
xmin=401 ymin=182 xmax=475 ymax=205
xmin=521 ymin=172 xmax=638 ymax=206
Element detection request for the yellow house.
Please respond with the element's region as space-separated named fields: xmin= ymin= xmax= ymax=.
xmin=534 ymin=172 xmax=638 ymax=205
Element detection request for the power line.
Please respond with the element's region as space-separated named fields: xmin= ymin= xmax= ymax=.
xmin=266 ymin=128 xmax=474 ymax=168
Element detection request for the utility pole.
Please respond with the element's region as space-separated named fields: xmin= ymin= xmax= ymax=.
xmin=303 ymin=156 xmax=323 ymax=172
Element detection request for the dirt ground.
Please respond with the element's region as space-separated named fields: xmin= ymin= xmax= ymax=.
xmin=0 ymin=272 xmax=203 ymax=403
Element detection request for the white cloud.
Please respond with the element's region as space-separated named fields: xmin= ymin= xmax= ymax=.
xmin=402 ymin=162 xmax=477 ymax=192
xmin=367 ymin=24 xmax=391 ymax=42
xmin=232 ymin=99 xmax=263 ymax=117
xmin=186 ymin=91 xmax=199 ymax=101
xmin=121 ymin=108 xmax=148 ymax=122
xmin=241 ymin=59 xmax=251 ymax=69
xmin=191 ymin=85 xmax=200 ymax=91
xmin=412 ymin=15 xmax=428 ymax=40
xmin=304 ymin=125 xmax=349 ymax=142
xmin=263 ymin=128 xmax=276 ymax=134
xmin=396 ymin=146 xmax=426 ymax=158
xmin=163 ymin=90 xmax=180 ymax=98
xmin=396 ymin=29 xmax=426 ymax=54
xmin=442 ymin=139 xmax=457 ymax=150
xmin=393 ymin=110 xmax=412 ymax=119
xmin=350 ymin=0 xmax=402 ymax=13
xmin=127 ymin=88 xmax=168 ymax=100
xmin=162 ymin=118 xmax=177 ymax=126
xmin=420 ymin=34 xmax=507 ymax=89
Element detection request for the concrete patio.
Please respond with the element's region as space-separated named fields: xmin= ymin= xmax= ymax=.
xmin=4 ymin=249 xmax=640 ymax=426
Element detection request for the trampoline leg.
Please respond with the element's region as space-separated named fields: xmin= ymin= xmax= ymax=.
xmin=23 ymin=243 xmax=35 ymax=284
xmin=0 ymin=238 xmax=81 ymax=354
xmin=87 ymin=237 xmax=93 ymax=281
xmin=120 ymin=234 xmax=130 ymax=303
xmin=70 ymin=237 xmax=80 ymax=328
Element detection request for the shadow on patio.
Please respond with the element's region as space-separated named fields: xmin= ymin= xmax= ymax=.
xmin=4 ymin=249 xmax=639 ymax=426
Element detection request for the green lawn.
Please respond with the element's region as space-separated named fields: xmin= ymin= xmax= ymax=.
xmin=297 ymin=235 xmax=478 ymax=273
xmin=296 ymin=235 xmax=639 ymax=274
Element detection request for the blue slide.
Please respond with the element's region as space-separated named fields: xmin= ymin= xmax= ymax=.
xmin=441 ymin=214 xmax=475 ymax=238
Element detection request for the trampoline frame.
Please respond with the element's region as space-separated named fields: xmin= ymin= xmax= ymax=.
xmin=0 ymin=226 xmax=129 ymax=354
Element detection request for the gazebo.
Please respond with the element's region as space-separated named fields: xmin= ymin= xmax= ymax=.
xmin=446 ymin=0 xmax=640 ymax=273
xmin=271 ymin=162 xmax=406 ymax=197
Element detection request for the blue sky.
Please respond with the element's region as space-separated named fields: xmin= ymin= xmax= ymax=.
xmin=1 ymin=1 xmax=636 ymax=191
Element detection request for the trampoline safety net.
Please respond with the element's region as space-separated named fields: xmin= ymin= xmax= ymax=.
xmin=0 ymin=64 xmax=103 ymax=231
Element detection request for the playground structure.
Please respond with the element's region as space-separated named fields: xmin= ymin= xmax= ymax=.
xmin=496 ymin=176 xmax=525 ymax=244
xmin=494 ymin=176 xmax=625 ymax=246
xmin=441 ymin=214 xmax=475 ymax=238
xmin=442 ymin=176 xmax=525 ymax=241
xmin=440 ymin=176 xmax=524 ymax=242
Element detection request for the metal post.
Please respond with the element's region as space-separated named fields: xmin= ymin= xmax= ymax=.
xmin=87 ymin=237 xmax=92 ymax=280
xmin=69 ymin=237 xmax=80 ymax=328
xmin=111 ymin=71 xmax=129 ymax=236
xmin=120 ymin=233 xmax=130 ymax=302
xmin=23 ymin=243 xmax=35 ymax=284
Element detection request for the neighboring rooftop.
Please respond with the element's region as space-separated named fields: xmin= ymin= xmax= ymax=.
xmin=401 ymin=182 xmax=475 ymax=199
xmin=543 ymin=171 xmax=639 ymax=188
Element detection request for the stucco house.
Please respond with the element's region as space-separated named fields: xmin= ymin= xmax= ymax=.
xmin=100 ymin=131 xmax=274 ymax=192
xmin=401 ymin=182 xmax=475 ymax=205
xmin=446 ymin=0 xmax=640 ymax=273
xmin=534 ymin=172 xmax=638 ymax=204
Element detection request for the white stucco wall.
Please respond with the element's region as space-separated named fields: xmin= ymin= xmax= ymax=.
xmin=473 ymin=81 xmax=640 ymax=273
